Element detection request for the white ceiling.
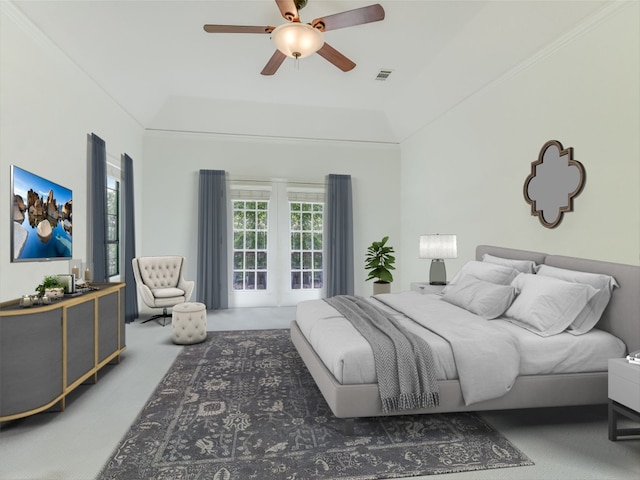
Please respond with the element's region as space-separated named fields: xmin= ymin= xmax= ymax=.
xmin=10 ymin=0 xmax=611 ymax=143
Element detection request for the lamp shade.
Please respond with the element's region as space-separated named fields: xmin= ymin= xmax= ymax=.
xmin=419 ymin=234 xmax=457 ymax=259
xmin=271 ymin=23 xmax=324 ymax=59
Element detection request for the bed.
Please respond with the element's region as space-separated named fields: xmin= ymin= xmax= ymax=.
xmin=290 ymin=245 xmax=640 ymax=419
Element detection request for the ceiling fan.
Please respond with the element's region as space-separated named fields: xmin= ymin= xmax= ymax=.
xmin=203 ymin=0 xmax=385 ymax=75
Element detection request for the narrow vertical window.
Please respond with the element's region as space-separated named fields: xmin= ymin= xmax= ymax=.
xmin=233 ymin=200 xmax=268 ymax=290
xmin=106 ymin=177 xmax=120 ymax=277
xmin=290 ymin=201 xmax=323 ymax=289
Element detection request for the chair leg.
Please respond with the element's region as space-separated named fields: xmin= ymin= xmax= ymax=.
xmin=141 ymin=307 xmax=170 ymax=326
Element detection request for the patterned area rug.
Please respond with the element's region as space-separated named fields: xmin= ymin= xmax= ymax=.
xmin=98 ymin=329 xmax=533 ymax=479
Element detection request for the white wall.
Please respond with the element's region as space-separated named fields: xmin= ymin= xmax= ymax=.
xmin=142 ymin=131 xmax=401 ymax=301
xmin=0 ymin=4 xmax=144 ymax=302
xmin=4 ymin=1 xmax=637 ymax=305
xmin=398 ymin=2 xmax=640 ymax=289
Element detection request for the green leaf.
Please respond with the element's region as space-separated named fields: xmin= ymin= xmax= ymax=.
xmin=364 ymin=236 xmax=396 ymax=283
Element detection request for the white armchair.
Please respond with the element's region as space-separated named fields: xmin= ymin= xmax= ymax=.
xmin=132 ymin=256 xmax=195 ymax=325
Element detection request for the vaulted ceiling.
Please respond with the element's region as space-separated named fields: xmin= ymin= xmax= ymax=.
xmin=10 ymin=0 xmax=610 ymax=143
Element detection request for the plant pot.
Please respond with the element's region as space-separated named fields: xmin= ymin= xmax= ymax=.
xmin=45 ymin=288 xmax=64 ymax=300
xmin=373 ymin=281 xmax=391 ymax=295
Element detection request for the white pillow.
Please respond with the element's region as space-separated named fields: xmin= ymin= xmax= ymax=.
xmin=444 ymin=261 xmax=519 ymax=294
xmin=482 ymin=253 xmax=537 ymax=274
xmin=536 ymin=265 xmax=618 ymax=335
xmin=441 ymin=275 xmax=517 ymax=319
xmin=505 ymin=273 xmax=598 ymax=337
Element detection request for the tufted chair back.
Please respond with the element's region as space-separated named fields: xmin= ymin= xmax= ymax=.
xmin=132 ymin=256 xmax=195 ymax=325
xmin=137 ymin=256 xmax=184 ymax=289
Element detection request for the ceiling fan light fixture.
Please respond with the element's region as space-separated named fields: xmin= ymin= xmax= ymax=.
xmin=271 ymin=22 xmax=324 ymax=59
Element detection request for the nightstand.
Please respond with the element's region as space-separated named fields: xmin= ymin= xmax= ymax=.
xmin=607 ymin=358 xmax=640 ymax=441
xmin=410 ymin=282 xmax=446 ymax=295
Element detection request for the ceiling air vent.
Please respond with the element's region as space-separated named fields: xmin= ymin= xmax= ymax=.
xmin=375 ymin=69 xmax=393 ymax=81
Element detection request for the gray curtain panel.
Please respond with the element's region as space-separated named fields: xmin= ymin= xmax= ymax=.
xmin=89 ymin=133 xmax=108 ymax=283
xmin=325 ymin=174 xmax=354 ymax=297
xmin=197 ymin=170 xmax=229 ymax=310
xmin=122 ymin=154 xmax=138 ymax=323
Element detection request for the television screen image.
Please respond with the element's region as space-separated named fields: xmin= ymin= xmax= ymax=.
xmin=11 ymin=165 xmax=73 ymax=262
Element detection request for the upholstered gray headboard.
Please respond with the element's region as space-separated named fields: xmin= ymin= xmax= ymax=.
xmin=476 ymin=245 xmax=547 ymax=265
xmin=476 ymin=245 xmax=640 ymax=352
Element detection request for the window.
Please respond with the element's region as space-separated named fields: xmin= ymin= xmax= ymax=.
xmin=229 ymin=180 xmax=324 ymax=307
xmin=106 ymin=176 xmax=120 ymax=277
xmin=233 ymin=200 xmax=268 ymax=290
xmin=290 ymin=202 xmax=323 ymax=289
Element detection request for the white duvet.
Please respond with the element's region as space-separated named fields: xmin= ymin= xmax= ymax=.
xmin=295 ymin=291 xmax=626 ymax=404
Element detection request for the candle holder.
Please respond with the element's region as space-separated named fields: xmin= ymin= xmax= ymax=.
xmin=20 ymin=295 xmax=33 ymax=308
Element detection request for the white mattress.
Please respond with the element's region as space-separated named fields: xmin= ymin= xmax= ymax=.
xmin=295 ymin=294 xmax=626 ymax=385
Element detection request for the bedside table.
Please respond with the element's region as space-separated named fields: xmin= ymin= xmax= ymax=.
xmin=608 ymin=358 xmax=640 ymax=441
xmin=410 ymin=282 xmax=446 ymax=295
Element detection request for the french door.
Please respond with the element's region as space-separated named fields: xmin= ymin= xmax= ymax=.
xmin=229 ymin=180 xmax=324 ymax=307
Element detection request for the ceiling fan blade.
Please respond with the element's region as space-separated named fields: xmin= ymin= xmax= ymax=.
xmin=203 ymin=24 xmax=274 ymax=34
xmin=275 ymin=0 xmax=299 ymax=22
xmin=312 ymin=4 xmax=385 ymax=32
xmin=261 ymin=50 xmax=287 ymax=76
xmin=316 ymin=43 xmax=356 ymax=72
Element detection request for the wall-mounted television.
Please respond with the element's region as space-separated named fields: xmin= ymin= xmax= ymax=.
xmin=11 ymin=165 xmax=73 ymax=262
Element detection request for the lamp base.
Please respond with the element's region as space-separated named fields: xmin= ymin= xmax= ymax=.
xmin=429 ymin=259 xmax=447 ymax=285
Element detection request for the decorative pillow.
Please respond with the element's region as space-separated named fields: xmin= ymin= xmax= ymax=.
xmin=482 ymin=253 xmax=537 ymax=274
xmin=443 ymin=261 xmax=519 ymax=294
xmin=441 ymin=275 xmax=517 ymax=319
xmin=505 ymin=273 xmax=598 ymax=337
xmin=536 ymin=265 xmax=618 ymax=335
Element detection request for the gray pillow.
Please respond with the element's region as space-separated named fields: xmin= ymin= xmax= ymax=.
xmin=482 ymin=253 xmax=537 ymax=274
xmin=505 ymin=273 xmax=598 ymax=337
xmin=441 ymin=275 xmax=517 ymax=319
xmin=444 ymin=261 xmax=519 ymax=295
xmin=536 ymin=265 xmax=618 ymax=335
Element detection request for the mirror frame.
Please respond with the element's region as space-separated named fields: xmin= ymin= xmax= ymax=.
xmin=523 ymin=140 xmax=586 ymax=229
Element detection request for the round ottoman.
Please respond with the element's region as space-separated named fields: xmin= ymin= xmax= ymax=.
xmin=171 ymin=302 xmax=207 ymax=345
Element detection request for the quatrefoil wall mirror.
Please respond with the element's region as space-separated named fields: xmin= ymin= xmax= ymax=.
xmin=523 ymin=140 xmax=586 ymax=228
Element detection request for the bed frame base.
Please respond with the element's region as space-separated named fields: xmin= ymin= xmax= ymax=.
xmin=291 ymin=321 xmax=608 ymax=419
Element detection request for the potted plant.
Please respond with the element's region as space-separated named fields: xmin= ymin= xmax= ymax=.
xmin=35 ymin=275 xmax=64 ymax=299
xmin=365 ymin=236 xmax=396 ymax=294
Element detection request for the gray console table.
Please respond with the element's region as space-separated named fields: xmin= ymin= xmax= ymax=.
xmin=0 ymin=283 xmax=125 ymax=422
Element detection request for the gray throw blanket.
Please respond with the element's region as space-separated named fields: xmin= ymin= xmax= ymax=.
xmin=325 ymin=295 xmax=439 ymax=413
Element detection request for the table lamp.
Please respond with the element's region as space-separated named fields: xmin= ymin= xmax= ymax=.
xmin=419 ymin=234 xmax=457 ymax=285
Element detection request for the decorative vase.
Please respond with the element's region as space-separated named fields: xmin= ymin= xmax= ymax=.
xmin=45 ymin=287 xmax=64 ymax=300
